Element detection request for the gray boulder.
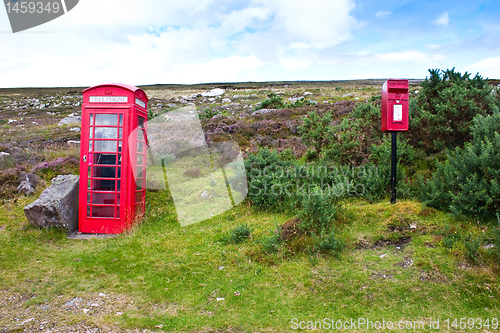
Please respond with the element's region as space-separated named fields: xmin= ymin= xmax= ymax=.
xmin=17 ymin=181 xmax=35 ymax=196
xmin=58 ymin=115 xmax=81 ymax=126
xmin=24 ymin=175 xmax=80 ymax=231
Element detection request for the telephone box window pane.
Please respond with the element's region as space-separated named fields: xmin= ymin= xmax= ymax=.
xmin=95 ymin=114 xmax=118 ymax=126
xmin=137 ymin=130 xmax=145 ymax=142
xmin=90 ymin=114 xmax=94 ymax=126
xmin=88 ymin=141 xmax=93 ymax=151
xmin=87 ymin=180 xmax=91 ymax=190
xmin=118 ymin=154 xmax=122 ymax=165
xmin=93 ymin=192 xmax=116 ymax=205
xmin=87 ymin=193 xmax=91 ymax=204
xmin=116 ymin=206 xmax=120 ymax=218
xmin=118 ymin=167 xmax=121 ymax=179
xmin=87 ymin=206 xmax=90 ymax=217
xmin=137 ymin=142 xmax=144 ymax=153
xmin=117 ymin=193 xmax=120 ymax=205
xmin=92 ymin=206 xmax=115 ymax=218
xmin=95 ymin=127 xmax=118 ymax=139
xmin=117 ymin=180 xmax=121 ymax=191
xmin=137 ymin=154 xmax=144 ymax=166
xmin=135 ymin=192 xmax=142 ymax=203
xmin=136 ymin=168 xmax=143 ymax=178
xmin=119 ymin=128 xmax=123 ymax=139
xmin=138 ymin=116 xmax=145 ymax=129
xmin=92 ymin=179 xmax=116 ymax=191
xmin=94 ymin=140 xmax=117 ymax=152
xmin=119 ymin=114 xmax=123 ymax=126
xmin=118 ymin=141 xmax=122 ymax=152
xmin=136 ymin=181 xmax=144 ymax=190
xmin=93 ymin=166 xmax=116 ymax=179
xmin=88 ymin=166 xmax=91 ymax=178
xmin=89 ymin=127 xmax=93 ymax=139
xmin=93 ymin=153 xmax=116 ymax=165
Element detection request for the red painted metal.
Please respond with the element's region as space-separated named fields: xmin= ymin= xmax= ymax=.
xmin=79 ymin=84 xmax=148 ymax=234
xmin=381 ymin=79 xmax=409 ymax=132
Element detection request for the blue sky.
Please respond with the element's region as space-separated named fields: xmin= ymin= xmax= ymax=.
xmin=0 ymin=0 xmax=499 ymax=87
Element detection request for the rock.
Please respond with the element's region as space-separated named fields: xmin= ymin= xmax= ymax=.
xmin=17 ymin=181 xmax=35 ymax=196
xmin=222 ymin=98 xmax=231 ymax=103
xmin=58 ymin=115 xmax=81 ymax=126
xmin=0 ymin=152 xmax=10 ymax=157
xmin=201 ymin=190 xmax=209 ymax=200
xmin=24 ymin=175 xmax=79 ymax=231
xmin=70 ymin=127 xmax=80 ymax=132
xmin=201 ymin=88 xmax=225 ymax=97
xmin=342 ymin=93 xmax=352 ymax=98
xmin=252 ymin=109 xmax=275 ymax=116
xmin=19 ymin=172 xmax=42 ymax=189
xmin=484 ymin=243 xmax=495 ymax=250
xmin=303 ymin=92 xmax=312 ymax=96
xmin=67 ymin=140 xmax=81 ymax=145
xmin=7 ymin=119 xmax=17 ymax=123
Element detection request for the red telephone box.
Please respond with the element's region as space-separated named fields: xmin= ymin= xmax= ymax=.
xmin=381 ymin=79 xmax=409 ymax=132
xmin=79 ymin=83 xmax=148 ymax=234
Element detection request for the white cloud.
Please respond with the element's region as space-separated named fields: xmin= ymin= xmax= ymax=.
xmin=375 ymin=11 xmax=392 ymax=18
xmin=466 ymin=57 xmax=500 ymax=79
xmin=433 ymin=12 xmax=449 ymax=26
xmin=0 ymin=0 xmax=361 ymax=87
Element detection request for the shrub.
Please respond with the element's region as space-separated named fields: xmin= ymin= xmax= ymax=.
xmin=245 ymin=147 xmax=292 ymax=210
xmin=421 ymin=110 xmax=500 ymax=220
xmin=260 ymin=226 xmax=282 ymax=254
xmin=492 ymin=213 xmax=500 ymax=259
xmin=409 ymin=68 xmax=497 ymax=153
xmin=220 ymin=223 xmax=253 ymax=244
xmin=32 ymin=157 xmax=79 ymax=180
xmin=298 ymin=111 xmax=336 ymax=156
xmin=318 ymin=228 xmax=344 ymax=257
xmin=255 ymin=93 xmax=315 ymax=111
xmin=296 ymin=186 xmax=339 ymax=234
xmin=463 ymin=234 xmax=483 ymax=263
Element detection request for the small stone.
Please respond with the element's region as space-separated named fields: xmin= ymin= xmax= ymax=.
xmin=218 ymin=265 xmax=224 ymax=270
xmin=155 ymin=324 xmax=163 ymax=328
xmin=410 ymin=224 xmax=417 ymax=229
xmin=216 ymin=297 xmax=224 ymax=302
xmin=380 ymin=254 xmax=387 ymax=258
xmin=82 ymin=309 xmax=90 ymax=314
xmin=0 ymin=152 xmax=10 ymax=157
xmin=222 ymin=98 xmax=231 ymax=103
xmin=116 ymin=312 xmax=123 ymax=316
xmin=99 ymin=293 xmax=106 ymax=297
xmin=69 ymin=127 xmax=80 ymax=132
xmin=303 ymin=92 xmax=312 ymax=96
xmin=234 ymin=291 xmax=241 ymax=296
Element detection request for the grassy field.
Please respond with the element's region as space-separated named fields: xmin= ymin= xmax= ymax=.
xmin=1 ymin=80 xmax=500 ymax=332
xmin=1 ymin=189 xmax=499 ymax=332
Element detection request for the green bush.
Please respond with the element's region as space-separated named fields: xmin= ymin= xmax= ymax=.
xmin=296 ymin=186 xmax=339 ymax=234
xmin=260 ymin=226 xmax=282 ymax=254
xmin=492 ymin=213 xmax=500 ymax=258
xmin=220 ymin=223 xmax=253 ymax=244
xmin=409 ymin=68 xmax=497 ymax=153
xmin=317 ymin=229 xmax=344 ymax=257
xmin=255 ymin=93 xmax=314 ymax=111
xmin=421 ymin=110 xmax=500 ymax=220
xmin=463 ymin=234 xmax=483 ymax=263
xmin=245 ymin=147 xmax=292 ymax=210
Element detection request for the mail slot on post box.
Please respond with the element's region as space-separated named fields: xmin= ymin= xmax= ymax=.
xmin=381 ymin=79 xmax=409 ymax=132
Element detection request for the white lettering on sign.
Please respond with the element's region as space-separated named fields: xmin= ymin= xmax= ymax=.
xmin=89 ymin=96 xmax=128 ymax=103
xmin=393 ymin=104 xmax=403 ymax=122
xmin=135 ymin=98 xmax=146 ymax=108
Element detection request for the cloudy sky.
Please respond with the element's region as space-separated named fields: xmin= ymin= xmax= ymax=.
xmin=0 ymin=0 xmax=499 ymax=87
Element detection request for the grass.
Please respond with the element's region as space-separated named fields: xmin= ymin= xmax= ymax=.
xmin=1 ymin=192 xmax=499 ymax=331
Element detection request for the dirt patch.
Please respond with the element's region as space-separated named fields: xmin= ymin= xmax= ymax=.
xmin=355 ymin=236 xmax=411 ymax=250
xmin=395 ymin=256 xmax=414 ymax=268
xmin=279 ymin=217 xmax=302 ymax=241
xmin=372 ymin=236 xmax=411 ymax=249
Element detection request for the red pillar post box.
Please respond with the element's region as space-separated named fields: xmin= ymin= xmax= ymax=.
xmin=79 ymin=83 xmax=148 ymax=234
xmin=381 ymin=79 xmax=409 ymax=132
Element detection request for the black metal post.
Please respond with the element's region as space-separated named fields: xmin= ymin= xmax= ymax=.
xmin=391 ymin=132 xmax=397 ymax=204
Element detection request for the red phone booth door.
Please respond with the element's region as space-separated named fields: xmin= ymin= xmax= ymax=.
xmin=86 ymin=112 xmax=124 ymax=222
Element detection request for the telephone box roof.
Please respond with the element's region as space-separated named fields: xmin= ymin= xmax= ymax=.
xmin=82 ymin=83 xmax=144 ymax=94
